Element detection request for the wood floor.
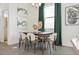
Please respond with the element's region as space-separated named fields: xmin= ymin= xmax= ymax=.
xmin=0 ymin=42 xmax=79 ymax=55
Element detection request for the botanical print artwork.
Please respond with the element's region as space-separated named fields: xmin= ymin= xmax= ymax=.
xmin=65 ymin=5 xmax=79 ymax=25
xmin=17 ymin=8 xmax=28 ymax=29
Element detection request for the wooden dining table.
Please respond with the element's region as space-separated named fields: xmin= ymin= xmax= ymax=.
xmin=23 ymin=31 xmax=53 ymax=42
xmin=33 ymin=32 xmax=53 ymax=42
xmin=22 ymin=31 xmax=53 ymax=54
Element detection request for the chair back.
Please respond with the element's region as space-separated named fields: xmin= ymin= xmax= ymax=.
xmin=53 ymin=33 xmax=57 ymax=40
xmin=19 ymin=32 xmax=27 ymax=40
xmin=49 ymin=33 xmax=57 ymax=41
xmin=27 ymin=33 xmax=35 ymax=41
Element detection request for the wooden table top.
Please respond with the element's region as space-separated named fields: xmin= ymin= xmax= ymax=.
xmin=22 ymin=31 xmax=53 ymax=35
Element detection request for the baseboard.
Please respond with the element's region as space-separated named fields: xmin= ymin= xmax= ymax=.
xmin=7 ymin=41 xmax=19 ymax=45
xmin=8 ymin=43 xmax=19 ymax=46
xmin=62 ymin=44 xmax=73 ymax=48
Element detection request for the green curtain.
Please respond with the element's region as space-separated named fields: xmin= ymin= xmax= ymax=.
xmin=39 ymin=3 xmax=45 ymax=31
xmin=54 ymin=3 xmax=62 ymax=46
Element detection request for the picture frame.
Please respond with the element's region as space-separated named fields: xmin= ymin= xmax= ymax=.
xmin=65 ymin=5 xmax=79 ymax=25
xmin=17 ymin=8 xmax=28 ymax=30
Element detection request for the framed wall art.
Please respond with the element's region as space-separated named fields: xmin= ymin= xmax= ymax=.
xmin=17 ymin=8 xmax=28 ymax=30
xmin=65 ymin=5 xmax=79 ymax=25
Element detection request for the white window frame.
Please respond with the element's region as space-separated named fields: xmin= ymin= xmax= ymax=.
xmin=44 ymin=3 xmax=55 ymax=32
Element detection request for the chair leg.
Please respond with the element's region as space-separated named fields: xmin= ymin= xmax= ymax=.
xmin=30 ymin=41 xmax=32 ymax=48
xmin=19 ymin=38 xmax=21 ymax=48
xmin=24 ymin=39 xmax=27 ymax=50
xmin=47 ymin=41 xmax=52 ymax=54
xmin=54 ymin=44 xmax=56 ymax=51
xmin=34 ymin=42 xmax=36 ymax=54
xmin=19 ymin=41 xmax=20 ymax=48
xmin=41 ymin=41 xmax=44 ymax=55
xmin=52 ymin=43 xmax=54 ymax=50
xmin=27 ymin=42 xmax=29 ymax=51
xmin=53 ymin=41 xmax=56 ymax=51
xmin=24 ymin=39 xmax=29 ymax=51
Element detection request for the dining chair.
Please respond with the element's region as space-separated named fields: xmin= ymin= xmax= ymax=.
xmin=26 ymin=33 xmax=37 ymax=54
xmin=47 ymin=33 xmax=57 ymax=54
xmin=19 ymin=32 xmax=27 ymax=48
xmin=52 ymin=33 xmax=57 ymax=50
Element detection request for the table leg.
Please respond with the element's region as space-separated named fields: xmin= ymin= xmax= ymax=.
xmin=34 ymin=41 xmax=36 ymax=54
xmin=42 ymin=40 xmax=44 ymax=55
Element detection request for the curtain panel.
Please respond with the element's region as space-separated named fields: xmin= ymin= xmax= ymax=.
xmin=54 ymin=3 xmax=62 ymax=46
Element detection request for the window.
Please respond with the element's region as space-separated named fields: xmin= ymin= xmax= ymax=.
xmin=44 ymin=3 xmax=55 ymax=32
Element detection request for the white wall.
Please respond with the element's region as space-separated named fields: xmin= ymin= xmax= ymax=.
xmin=17 ymin=4 xmax=39 ymax=32
xmin=8 ymin=3 xmax=39 ymax=45
xmin=8 ymin=4 xmax=18 ymax=45
xmin=61 ymin=3 xmax=79 ymax=47
xmin=0 ymin=9 xmax=4 ymax=42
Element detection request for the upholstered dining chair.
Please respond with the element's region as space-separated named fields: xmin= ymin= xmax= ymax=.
xmin=26 ymin=33 xmax=37 ymax=53
xmin=50 ymin=33 xmax=57 ymax=49
xmin=47 ymin=33 xmax=57 ymax=54
xmin=19 ymin=32 xmax=27 ymax=48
